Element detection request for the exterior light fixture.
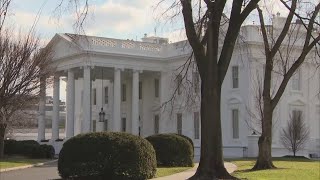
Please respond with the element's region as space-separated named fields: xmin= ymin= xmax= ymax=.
xmin=99 ymin=107 xmax=105 ymax=122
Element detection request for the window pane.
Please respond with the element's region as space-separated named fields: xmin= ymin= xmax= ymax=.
xmin=194 ymin=112 xmax=200 ymax=139
xmin=232 ymin=109 xmax=239 ymax=139
xmin=81 ymin=90 xmax=83 ymax=106
xmin=121 ymin=118 xmax=126 ymax=132
xmin=93 ymin=120 xmax=96 ymax=132
xmin=104 ymin=120 xmax=108 ymax=131
xmin=139 ymin=81 xmax=142 ymax=99
xmin=122 ymin=84 xmax=126 ymax=101
xmin=177 ymin=113 xmax=182 ymax=135
xmin=155 ymin=79 xmax=159 ymax=98
xmin=104 ymin=87 xmax=108 ymax=104
xmin=154 ymin=114 xmax=159 ymax=134
xmin=232 ymin=66 xmax=239 ymax=88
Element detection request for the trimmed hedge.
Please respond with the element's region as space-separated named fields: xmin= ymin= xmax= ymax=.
xmin=146 ymin=134 xmax=194 ymax=167
xmin=58 ymin=132 xmax=157 ymax=180
xmin=4 ymin=140 xmax=55 ymax=159
xmin=171 ymin=133 xmax=194 ymax=158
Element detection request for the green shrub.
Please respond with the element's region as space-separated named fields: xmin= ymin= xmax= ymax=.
xmin=58 ymin=132 xmax=157 ymax=180
xmin=4 ymin=139 xmax=17 ymax=155
xmin=40 ymin=144 xmax=55 ymax=158
xmin=170 ymin=133 xmax=194 ymax=158
xmin=146 ymin=134 xmax=194 ymax=167
xmin=4 ymin=140 xmax=54 ymax=159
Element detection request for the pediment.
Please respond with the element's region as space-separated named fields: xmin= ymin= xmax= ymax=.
xmin=228 ymin=96 xmax=242 ymax=104
xmin=46 ymin=34 xmax=82 ymax=61
xmin=288 ymin=99 xmax=305 ymax=106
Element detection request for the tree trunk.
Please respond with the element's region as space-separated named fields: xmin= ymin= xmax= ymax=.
xmin=190 ymin=77 xmax=235 ymax=180
xmin=0 ymin=123 xmax=7 ymax=159
xmin=252 ymin=100 xmax=275 ymax=170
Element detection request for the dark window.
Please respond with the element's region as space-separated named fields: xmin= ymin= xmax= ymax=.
xmin=232 ymin=66 xmax=239 ymax=88
xmin=232 ymin=109 xmax=239 ymax=139
xmin=193 ymin=72 xmax=200 ymax=93
xmin=122 ymin=84 xmax=126 ymax=102
xmin=104 ymin=87 xmax=109 ymax=104
xmin=177 ymin=75 xmax=182 ymax=95
xmin=139 ymin=81 xmax=142 ymax=99
xmin=155 ymin=79 xmax=159 ymax=98
xmin=121 ymin=117 xmax=126 ymax=132
xmin=154 ymin=114 xmax=159 ymax=134
xmin=93 ymin=120 xmax=96 ymax=132
xmin=93 ymin=88 xmax=97 ymax=105
xmin=194 ymin=112 xmax=200 ymax=139
xmin=177 ymin=113 xmax=182 ymax=135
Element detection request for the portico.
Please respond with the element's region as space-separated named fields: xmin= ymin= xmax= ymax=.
xmin=37 ymin=34 xmax=171 ymax=143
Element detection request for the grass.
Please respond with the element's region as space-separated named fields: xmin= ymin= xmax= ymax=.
xmin=230 ymin=158 xmax=320 ymax=180
xmin=155 ymin=166 xmax=192 ymax=178
xmin=0 ymin=156 xmax=49 ymax=170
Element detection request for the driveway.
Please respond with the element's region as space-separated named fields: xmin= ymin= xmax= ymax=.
xmin=0 ymin=161 xmax=60 ymax=180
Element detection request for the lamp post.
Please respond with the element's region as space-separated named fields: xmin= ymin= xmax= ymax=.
xmin=99 ymin=107 xmax=105 ymax=122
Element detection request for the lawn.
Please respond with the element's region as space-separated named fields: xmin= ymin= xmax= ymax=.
xmin=156 ymin=166 xmax=192 ymax=178
xmin=230 ymin=158 xmax=320 ymax=180
xmin=0 ymin=156 xmax=49 ymax=170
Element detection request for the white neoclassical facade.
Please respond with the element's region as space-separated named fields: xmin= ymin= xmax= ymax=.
xmin=38 ymin=16 xmax=320 ymax=158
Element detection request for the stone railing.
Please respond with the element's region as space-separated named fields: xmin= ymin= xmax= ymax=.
xmin=88 ymin=36 xmax=163 ymax=55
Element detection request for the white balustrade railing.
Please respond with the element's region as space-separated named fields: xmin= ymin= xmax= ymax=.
xmin=89 ymin=37 xmax=162 ymax=53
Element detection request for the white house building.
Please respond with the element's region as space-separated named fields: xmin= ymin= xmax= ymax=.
xmin=38 ymin=15 xmax=320 ymax=158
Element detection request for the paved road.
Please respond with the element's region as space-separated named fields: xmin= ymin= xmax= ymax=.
xmin=0 ymin=162 xmax=60 ymax=180
xmin=0 ymin=161 xmax=237 ymax=180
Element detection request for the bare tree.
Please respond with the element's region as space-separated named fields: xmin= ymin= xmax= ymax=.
xmin=167 ymin=1 xmax=261 ymax=179
xmin=253 ymin=0 xmax=320 ymax=170
xmin=0 ymin=1 xmax=53 ymax=158
xmin=281 ymin=112 xmax=309 ymax=157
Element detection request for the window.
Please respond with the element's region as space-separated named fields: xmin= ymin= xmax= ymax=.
xmin=93 ymin=120 xmax=96 ymax=132
xmin=177 ymin=75 xmax=182 ymax=95
xmin=104 ymin=120 xmax=108 ymax=131
xmin=155 ymin=79 xmax=159 ymax=98
xmin=232 ymin=109 xmax=239 ymax=139
xmin=232 ymin=66 xmax=239 ymax=88
xmin=139 ymin=81 xmax=142 ymax=99
xmin=81 ymin=90 xmax=83 ymax=106
xmin=292 ymin=110 xmax=303 ymax=139
xmin=104 ymin=87 xmax=109 ymax=104
xmin=292 ymin=70 xmax=301 ymax=91
xmin=93 ymin=88 xmax=97 ymax=105
xmin=122 ymin=84 xmax=126 ymax=101
xmin=177 ymin=113 xmax=182 ymax=135
xmin=194 ymin=112 xmax=200 ymax=139
xmin=292 ymin=110 xmax=302 ymax=120
xmin=193 ymin=72 xmax=200 ymax=93
xmin=121 ymin=117 xmax=126 ymax=132
xmin=154 ymin=114 xmax=159 ymax=134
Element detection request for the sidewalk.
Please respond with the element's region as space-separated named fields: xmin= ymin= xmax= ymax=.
xmin=0 ymin=159 xmax=58 ymax=173
xmin=151 ymin=162 xmax=237 ymax=180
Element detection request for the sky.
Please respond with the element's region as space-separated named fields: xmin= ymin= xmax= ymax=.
xmin=5 ymin=0 xmax=296 ymax=101
xmin=6 ymin=0 xmax=188 ymax=45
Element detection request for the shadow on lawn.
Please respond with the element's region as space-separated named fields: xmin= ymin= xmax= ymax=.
xmin=226 ymin=157 xmax=314 ymax=162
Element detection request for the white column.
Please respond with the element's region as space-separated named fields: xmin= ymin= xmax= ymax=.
xmin=131 ymin=70 xmax=139 ymax=135
xmin=66 ymin=70 xmax=75 ymax=138
xmin=113 ymin=68 xmax=121 ymax=132
xmin=52 ymin=75 xmax=60 ymax=141
xmin=82 ymin=66 xmax=91 ymax=133
xmin=37 ymin=77 xmax=46 ymax=141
